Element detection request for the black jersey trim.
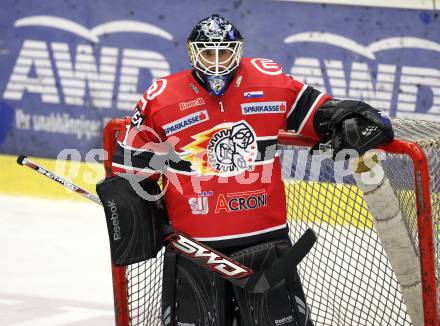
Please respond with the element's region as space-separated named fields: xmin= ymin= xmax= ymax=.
xmin=256 ymin=139 xmax=277 ymax=162
xmin=113 ymin=142 xmax=166 ymax=172
xmin=113 ymin=142 xmax=193 ymax=173
xmin=287 ymin=86 xmax=322 ymax=132
xmin=197 ymin=226 xmax=290 ymax=251
xmin=114 ymin=138 xmax=278 ymax=175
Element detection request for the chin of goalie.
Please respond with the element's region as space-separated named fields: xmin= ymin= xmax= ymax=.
xmin=96 ymin=175 xmax=166 ymax=266
xmin=312 ymin=99 xmax=394 ymax=157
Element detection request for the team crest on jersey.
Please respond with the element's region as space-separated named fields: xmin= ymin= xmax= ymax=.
xmin=146 ymin=79 xmax=167 ymax=100
xmin=250 ymin=58 xmax=283 ymax=75
xmin=181 ymin=121 xmax=258 ymax=176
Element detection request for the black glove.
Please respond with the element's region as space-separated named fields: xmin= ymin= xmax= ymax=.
xmin=313 ymin=100 xmax=394 ymax=157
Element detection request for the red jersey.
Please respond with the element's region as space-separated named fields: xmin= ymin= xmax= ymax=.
xmin=112 ymin=58 xmax=330 ymax=248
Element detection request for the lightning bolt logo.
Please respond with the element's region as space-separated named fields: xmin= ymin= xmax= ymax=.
xmin=180 ymin=121 xmax=258 ymax=176
xmin=181 ymin=127 xmax=223 ymax=175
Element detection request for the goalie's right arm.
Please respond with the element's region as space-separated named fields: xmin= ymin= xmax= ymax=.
xmin=111 ymin=109 xmax=168 ymax=179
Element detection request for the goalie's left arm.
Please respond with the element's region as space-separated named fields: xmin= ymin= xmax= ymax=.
xmin=312 ymin=99 xmax=395 ymax=155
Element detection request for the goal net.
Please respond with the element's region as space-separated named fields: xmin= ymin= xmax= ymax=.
xmin=103 ymin=118 xmax=439 ymax=326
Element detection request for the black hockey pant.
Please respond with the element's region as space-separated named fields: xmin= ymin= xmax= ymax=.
xmin=161 ymin=239 xmax=314 ymax=326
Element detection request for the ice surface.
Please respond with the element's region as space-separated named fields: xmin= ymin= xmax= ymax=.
xmin=0 ymin=195 xmax=115 ymax=325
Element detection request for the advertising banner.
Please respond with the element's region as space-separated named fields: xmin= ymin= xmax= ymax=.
xmin=1 ymin=0 xmax=439 ymax=158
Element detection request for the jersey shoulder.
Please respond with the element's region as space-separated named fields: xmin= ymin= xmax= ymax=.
xmin=239 ymin=57 xmax=295 ymax=89
xmin=141 ymin=69 xmax=195 ymax=115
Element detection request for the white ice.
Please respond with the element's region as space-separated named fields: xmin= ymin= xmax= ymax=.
xmin=0 ymin=195 xmax=115 ymax=325
xmin=0 ymin=195 xmax=413 ymax=326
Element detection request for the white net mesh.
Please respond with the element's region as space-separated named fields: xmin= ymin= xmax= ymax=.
xmin=113 ymin=118 xmax=439 ymax=326
xmin=279 ymin=148 xmax=412 ymax=325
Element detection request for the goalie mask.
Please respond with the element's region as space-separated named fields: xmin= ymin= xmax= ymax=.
xmin=187 ymin=14 xmax=244 ymax=96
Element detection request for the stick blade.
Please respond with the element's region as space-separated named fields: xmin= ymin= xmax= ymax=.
xmin=244 ymin=229 xmax=317 ymax=293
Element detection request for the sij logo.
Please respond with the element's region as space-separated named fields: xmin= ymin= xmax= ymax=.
xmin=189 ymin=191 xmax=213 ymax=215
xmin=189 ymin=196 xmax=209 ymax=215
xmin=2 ymin=16 xmax=173 ymax=110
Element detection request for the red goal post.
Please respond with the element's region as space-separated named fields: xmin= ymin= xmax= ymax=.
xmin=103 ymin=117 xmax=439 ymax=326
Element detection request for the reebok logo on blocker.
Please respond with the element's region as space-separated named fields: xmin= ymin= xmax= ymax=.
xmin=107 ymin=200 xmax=121 ymax=241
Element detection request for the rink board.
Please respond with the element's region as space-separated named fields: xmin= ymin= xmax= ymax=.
xmin=2 ymin=154 xmax=379 ymax=229
xmin=0 ymin=154 xmax=104 ymax=201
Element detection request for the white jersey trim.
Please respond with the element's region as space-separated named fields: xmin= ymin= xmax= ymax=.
xmin=193 ymin=223 xmax=287 ymax=242
xmin=166 ymin=158 xmax=277 ymax=175
xmin=166 ymin=166 xmax=196 ymax=176
xmin=117 ymin=140 xmax=169 ymax=155
xmin=112 ymin=162 xmax=157 ymax=173
xmin=296 ymin=92 xmax=324 ymax=135
xmin=140 ymin=96 xmax=148 ymax=110
xmin=287 ymin=84 xmax=308 ymax=118
xmin=257 ymin=135 xmax=278 ymax=140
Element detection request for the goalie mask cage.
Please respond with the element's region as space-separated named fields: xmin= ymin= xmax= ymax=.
xmin=103 ymin=117 xmax=439 ymax=326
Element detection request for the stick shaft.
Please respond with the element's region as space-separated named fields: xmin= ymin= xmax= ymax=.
xmin=17 ymin=155 xmax=102 ymax=205
xmin=16 ymin=155 xmax=257 ymax=286
xmin=16 ymin=154 xmax=314 ymax=293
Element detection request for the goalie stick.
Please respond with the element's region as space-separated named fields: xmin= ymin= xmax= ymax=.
xmin=16 ymin=154 xmax=316 ymax=293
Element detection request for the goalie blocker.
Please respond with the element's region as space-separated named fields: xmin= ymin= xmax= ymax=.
xmin=96 ymin=175 xmax=165 ymax=265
